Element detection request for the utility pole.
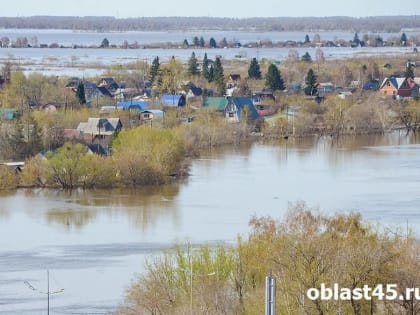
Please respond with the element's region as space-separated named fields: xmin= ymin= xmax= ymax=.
xmin=265 ymin=275 xmax=276 ymax=315
xmin=24 ymin=270 xmax=64 ymax=314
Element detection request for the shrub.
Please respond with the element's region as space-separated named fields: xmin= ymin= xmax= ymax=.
xmin=0 ymin=166 xmax=20 ymax=189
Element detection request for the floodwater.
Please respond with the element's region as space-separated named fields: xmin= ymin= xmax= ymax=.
xmin=0 ymin=28 xmax=419 ymax=77
xmin=1 ymin=133 xmax=420 ymax=314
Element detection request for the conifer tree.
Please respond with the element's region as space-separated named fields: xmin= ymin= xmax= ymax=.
xmin=75 ymin=81 xmax=86 ymax=105
xmin=265 ymin=63 xmax=284 ymax=92
xmin=213 ymin=57 xmax=224 ymax=84
xmin=209 ymin=38 xmax=217 ymax=48
xmin=202 ymin=53 xmax=210 ymax=81
xmin=150 ymin=56 xmax=160 ymax=84
xmin=401 ymin=32 xmax=408 ymax=46
xmin=301 ymin=52 xmax=312 ymax=63
xmin=187 ymin=52 xmax=199 ymax=76
xmin=304 ymin=68 xmax=318 ymax=96
xmin=248 ymin=57 xmax=262 ymax=80
xmin=199 ymin=36 xmax=205 ymax=47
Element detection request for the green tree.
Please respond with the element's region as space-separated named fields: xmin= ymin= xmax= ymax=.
xmin=100 ymin=38 xmax=109 ymax=48
xmin=401 ymin=32 xmax=408 ymax=46
xmin=247 ymin=57 xmax=262 ymax=80
xmin=219 ymin=37 xmax=228 ymax=48
xmin=150 ymin=56 xmax=160 ymax=84
xmin=209 ymin=37 xmax=217 ymax=48
xmin=79 ymin=153 xmax=116 ymax=189
xmin=304 ymin=34 xmax=310 ymax=44
xmin=202 ymin=53 xmax=210 ymax=81
xmin=265 ymin=63 xmax=284 ymax=92
xmin=304 ymin=68 xmax=318 ymax=96
xmin=192 ymin=36 xmax=199 ymax=46
xmin=157 ymin=57 xmax=184 ymax=94
xmin=75 ymin=81 xmax=86 ymax=105
xmin=112 ymin=126 xmax=184 ymax=185
xmin=213 ymin=57 xmax=225 ymax=95
xmin=199 ymin=36 xmax=205 ymax=47
xmin=301 ymin=51 xmax=312 ymax=63
xmin=213 ymin=57 xmax=224 ymax=83
xmin=353 ymin=32 xmax=360 ymax=46
xmin=9 ymin=119 xmax=26 ymax=159
xmin=187 ymin=52 xmax=199 ymax=76
xmin=182 ymin=39 xmax=189 ymax=48
xmin=47 ymin=142 xmax=87 ymax=189
xmin=375 ymin=35 xmax=383 ymax=47
xmin=207 ymin=65 xmax=214 ymax=83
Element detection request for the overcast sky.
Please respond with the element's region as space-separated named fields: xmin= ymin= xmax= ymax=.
xmin=2 ymin=0 xmax=418 ymax=18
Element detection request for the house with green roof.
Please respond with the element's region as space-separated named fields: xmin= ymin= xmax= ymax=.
xmin=202 ymin=97 xmax=228 ymax=111
xmin=202 ymin=97 xmax=260 ymax=123
xmin=0 ymin=108 xmax=20 ymax=120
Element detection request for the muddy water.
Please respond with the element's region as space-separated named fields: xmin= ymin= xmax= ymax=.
xmin=1 ymin=133 xmax=420 ymax=314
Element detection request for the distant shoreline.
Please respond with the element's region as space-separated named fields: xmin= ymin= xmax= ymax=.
xmin=0 ymin=16 xmax=418 ymax=32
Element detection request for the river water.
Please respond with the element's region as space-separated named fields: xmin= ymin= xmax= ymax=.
xmin=1 ymin=133 xmax=420 ymax=314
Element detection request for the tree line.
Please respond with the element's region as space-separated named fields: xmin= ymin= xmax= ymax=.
xmin=118 ymin=202 xmax=420 ymax=315
xmin=0 ymin=16 xmax=419 ymax=32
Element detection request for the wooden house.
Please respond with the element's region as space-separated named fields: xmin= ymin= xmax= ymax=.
xmin=379 ymin=76 xmax=420 ymax=97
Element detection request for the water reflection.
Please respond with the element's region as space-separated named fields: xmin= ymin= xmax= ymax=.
xmin=46 ymin=208 xmax=98 ymax=230
xmin=4 ymin=184 xmax=181 ymax=231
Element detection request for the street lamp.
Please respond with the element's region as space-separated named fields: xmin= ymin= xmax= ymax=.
xmin=24 ymin=270 xmax=64 ymax=315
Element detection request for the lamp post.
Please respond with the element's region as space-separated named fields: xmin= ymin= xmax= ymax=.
xmin=24 ymin=270 xmax=64 ymax=315
xmin=189 ymin=257 xmax=193 ymax=315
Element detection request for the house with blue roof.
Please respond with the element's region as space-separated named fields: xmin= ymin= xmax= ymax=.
xmin=116 ymin=100 xmax=148 ymax=111
xmin=225 ymin=97 xmax=260 ymax=123
xmin=161 ymin=94 xmax=186 ymax=107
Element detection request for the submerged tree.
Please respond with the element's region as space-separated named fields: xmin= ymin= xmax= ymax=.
xmin=400 ymin=32 xmax=408 ymax=46
xmin=301 ymin=51 xmax=313 ymax=63
xmin=100 ymin=37 xmax=110 ymax=48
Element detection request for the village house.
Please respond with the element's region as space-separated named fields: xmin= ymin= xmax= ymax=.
xmin=202 ymin=96 xmax=260 ymax=123
xmin=139 ymin=109 xmax=165 ymax=127
xmin=161 ymin=94 xmax=186 ymax=107
xmin=252 ymin=92 xmax=278 ymax=117
xmin=379 ymin=76 xmax=420 ymax=98
xmin=226 ymin=74 xmax=241 ymax=89
xmin=98 ymin=77 xmax=120 ymax=95
xmin=76 ymin=117 xmax=122 ymax=145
